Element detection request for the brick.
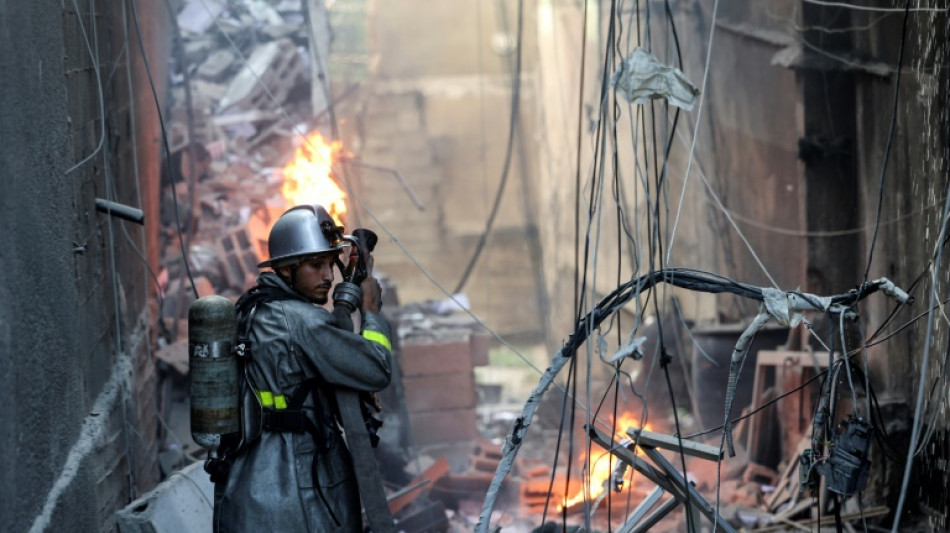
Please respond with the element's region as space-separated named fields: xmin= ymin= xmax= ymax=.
xmin=400 ymin=340 xmax=472 ymax=376
xmin=516 ymin=463 xmax=550 ymax=480
xmin=389 ymin=457 xmax=450 ymax=515
xmin=520 ymin=478 xmax=558 ymax=501
xmin=469 ymin=332 xmax=490 ymax=366
xmin=409 ymin=408 xmax=478 ymax=445
xmin=217 ymin=227 xmax=261 ymax=291
xmin=474 ymin=438 xmax=503 ymax=460
xmin=434 ymin=471 xmax=494 ymax=495
xmin=471 ymin=457 xmax=499 ymax=473
xmin=514 ymin=476 xmax=581 ymax=515
xmin=403 ymin=373 xmax=475 ymax=411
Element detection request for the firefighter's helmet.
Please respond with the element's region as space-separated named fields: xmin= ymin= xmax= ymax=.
xmin=257 ymin=205 xmax=344 ymax=268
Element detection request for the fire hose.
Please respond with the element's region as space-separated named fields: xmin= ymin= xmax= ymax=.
xmin=326 ymin=226 xmax=396 ymax=533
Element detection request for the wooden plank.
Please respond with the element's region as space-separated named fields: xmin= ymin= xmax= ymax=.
xmin=587 ymin=426 xmax=677 ymax=494
xmin=746 ymin=350 xmax=828 ymax=462
xmin=389 ymin=457 xmax=449 ymax=515
xmin=625 ymin=427 xmax=723 ymax=461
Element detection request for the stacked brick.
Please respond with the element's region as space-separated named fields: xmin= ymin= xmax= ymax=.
xmin=400 ymin=334 xmax=489 ymax=447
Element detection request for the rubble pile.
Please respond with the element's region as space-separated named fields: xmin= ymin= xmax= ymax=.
xmin=157 ymin=0 xmax=328 ymax=316
xmin=170 ymin=0 xmax=317 ymax=154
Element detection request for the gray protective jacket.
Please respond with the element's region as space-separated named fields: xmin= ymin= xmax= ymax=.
xmin=214 ymin=272 xmax=393 ymax=532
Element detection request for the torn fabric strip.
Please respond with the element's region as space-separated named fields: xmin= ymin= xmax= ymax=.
xmin=612 ymin=47 xmax=700 ymax=110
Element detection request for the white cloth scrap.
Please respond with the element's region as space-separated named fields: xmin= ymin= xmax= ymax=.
xmin=612 ymin=47 xmax=700 ymax=110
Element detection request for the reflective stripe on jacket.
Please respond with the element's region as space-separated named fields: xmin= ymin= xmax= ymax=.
xmin=213 ymin=272 xmax=392 ymax=533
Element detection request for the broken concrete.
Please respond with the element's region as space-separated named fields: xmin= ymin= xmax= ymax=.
xmin=115 ymin=461 xmax=213 ymax=533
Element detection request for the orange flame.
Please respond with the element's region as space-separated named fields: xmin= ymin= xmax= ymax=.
xmin=558 ymin=414 xmax=650 ymax=511
xmin=281 ymin=131 xmax=347 ymax=225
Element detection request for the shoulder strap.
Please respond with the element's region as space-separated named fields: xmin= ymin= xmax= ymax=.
xmin=235 ymin=283 xmax=309 ymax=340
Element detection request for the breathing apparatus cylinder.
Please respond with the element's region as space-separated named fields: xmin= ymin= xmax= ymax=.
xmin=189 ymin=295 xmax=240 ymax=457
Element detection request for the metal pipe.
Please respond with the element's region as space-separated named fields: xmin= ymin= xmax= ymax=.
xmin=95 ymin=198 xmax=145 ymax=225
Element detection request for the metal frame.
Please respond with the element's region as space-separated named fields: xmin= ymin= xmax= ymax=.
xmin=587 ymin=425 xmax=737 ymax=533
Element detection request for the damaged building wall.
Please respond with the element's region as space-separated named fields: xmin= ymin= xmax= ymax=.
xmin=0 ymin=1 xmax=166 ymax=531
xmin=852 ymin=7 xmax=950 ymax=525
xmin=652 ymin=1 xmax=950 ymax=526
xmin=694 ymin=1 xmax=807 ymax=306
xmin=532 ymin=0 xmax=948 ymax=527
xmin=533 ymin=0 xmax=806 ymax=355
xmin=354 ymin=0 xmax=549 ymax=343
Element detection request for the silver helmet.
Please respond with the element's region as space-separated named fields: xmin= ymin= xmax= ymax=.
xmin=257 ymin=205 xmax=344 ymax=268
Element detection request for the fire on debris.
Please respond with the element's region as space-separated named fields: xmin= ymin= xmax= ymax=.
xmin=280 ymin=130 xmax=347 ymax=225
xmin=558 ymin=415 xmax=652 ymax=512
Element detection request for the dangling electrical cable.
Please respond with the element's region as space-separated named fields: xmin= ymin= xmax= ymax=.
xmin=863 ymin=0 xmax=911 ymax=283
xmin=128 ymin=0 xmax=198 ymax=300
xmin=64 ymin=0 xmax=106 ymax=176
xmin=840 ymin=311 xmax=860 ymax=416
xmin=581 ymin=0 xmax=624 ymax=524
xmin=452 ymin=0 xmax=524 ymax=295
xmin=891 ymin=144 xmax=950 ymax=533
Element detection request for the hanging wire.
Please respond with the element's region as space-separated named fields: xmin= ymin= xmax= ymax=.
xmin=839 ymin=310 xmax=860 ymax=416
xmin=724 ymin=200 xmax=941 ymax=238
xmin=802 ymin=0 xmax=947 ymax=13
xmin=63 ymin=0 xmax=106 ymax=176
xmin=538 ymin=0 xmax=593 ymax=525
xmin=83 ymin=0 xmax=140 ymax=500
xmin=665 ymin=0 xmax=721 ymax=267
xmin=864 ymin=1 xmax=912 ymax=283
xmin=891 ymin=126 xmax=950 ymax=533
xmin=452 ymin=0 xmax=524 ymax=295
xmin=128 ymin=0 xmax=199 ymax=300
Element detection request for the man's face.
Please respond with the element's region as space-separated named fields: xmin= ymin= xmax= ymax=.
xmin=279 ymin=252 xmax=338 ymax=304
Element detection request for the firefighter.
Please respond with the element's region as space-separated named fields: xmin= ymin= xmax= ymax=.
xmin=212 ymin=204 xmax=392 ymax=532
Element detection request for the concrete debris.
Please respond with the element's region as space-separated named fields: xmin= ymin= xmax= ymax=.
xmin=165 ymin=0 xmax=320 ymax=153
xmin=177 ymin=0 xmax=226 ymax=34
xmin=218 ymin=39 xmax=304 ymax=112
xmin=244 ymin=0 xmax=284 ymax=26
xmin=157 ymin=1 xmax=321 ymax=324
xmin=116 ymin=461 xmax=214 ymax=532
xmin=196 ymin=49 xmax=237 ymax=81
xmin=154 ymin=339 xmax=189 ymax=376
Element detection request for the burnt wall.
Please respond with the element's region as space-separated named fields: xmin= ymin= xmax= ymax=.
xmin=0 ymin=1 xmax=166 ymax=530
xmin=853 ymin=8 xmax=950 ymax=526
xmin=696 ymin=0 xmax=808 ymax=315
xmin=355 ymin=0 xmax=547 ymax=341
